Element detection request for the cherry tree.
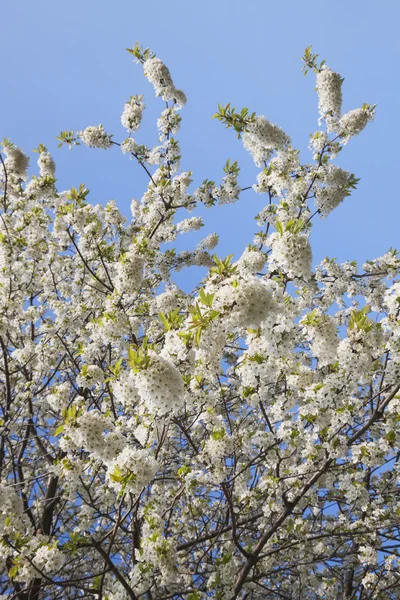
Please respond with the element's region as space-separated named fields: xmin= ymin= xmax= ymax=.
xmin=0 ymin=43 xmax=399 ymax=600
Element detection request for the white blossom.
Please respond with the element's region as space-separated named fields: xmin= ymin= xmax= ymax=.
xmin=269 ymin=231 xmax=313 ymax=280
xmin=143 ymin=57 xmax=186 ymax=106
xmin=79 ymin=124 xmax=113 ymax=148
xmin=315 ymin=65 xmax=343 ymax=125
xmin=3 ymin=144 xmax=29 ymax=179
xmin=135 ymin=352 xmax=185 ymax=414
xmin=243 ymin=116 xmax=290 ymax=166
xmin=37 ymin=151 xmax=56 ymax=178
xmin=176 ymin=217 xmax=204 ymax=233
xmin=315 ymin=164 xmax=354 ymax=216
xmin=121 ymin=95 xmax=145 ymax=131
xmin=340 ymin=105 xmax=375 ymax=141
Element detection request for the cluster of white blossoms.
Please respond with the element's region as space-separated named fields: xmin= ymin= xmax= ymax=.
xmin=134 ymin=352 xmax=185 ymax=414
xmin=243 ymin=116 xmax=290 ymax=166
xmin=157 ymin=107 xmax=182 ymax=139
xmin=153 ymin=284 xmax=185 ymax=314
xmin=301 ymin=309 xmax=339 ymax=366
xmin=236 ymin=246 xmax=266 ymax=275
xmin=214 ymin=276 xmax=276 ymax=328
xmin=146 ymin=139 xmax=181 ymax=172
xmin=143 ymin=57 xmax=186 ymax=107
xmin=76 ymin=363 xmax=104 ymax=388
xmin=121 ymin=137 xmax=140 ymax=155
xmin=308 ymin=130 xmax=341 ymax=163
xmin=339 ymin=105 xmax=375 ymax=141
xmin=269 ymin=231 xmax=313 ymax=280
xmin=2 ymin=44 xmax=400 ymax=600
xmin=121 ymin=95 xmax=145 ymax=131
xmin=115 ymin=246 xmax=145 ymax=294
xmin=37 ymin=150 xmax=56 ymax=177
xmin=7 ymin=538 xmax=66 ymax=585
xmin=47 ymin=382 xmax=72 ymax=411
xmin=315 ymin=65 xmax=343 ymax=125
xmin=217 ymin=169 xmax=241 ymax=204
xmin=315 ymin=164 xmax=353 ymax=216
xmin=384 ymin=281 xmax=400 ymax=317
xmin=65 ymin=409 xmax=119 ymax=460
xmin=79 ymin=124 xmax=113 ymax=148
xmin=31 ymin=543 xmax=66 ymax=575
xmin=106 ymin=447 xmax=159 ymax=494
xmin=197 ymin=232 xmax=219 ymax=251
xmin=112 ymin=370 xmax=141 ymax=410
xmin=3 ymin=144 xmax=29 ymax=179
xmin=0 ymin=484 xmax=28 ymax=536
xmin=176 ymin=216 xmax=203 ymax=233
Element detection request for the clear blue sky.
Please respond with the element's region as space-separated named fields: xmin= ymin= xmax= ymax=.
xmin=2 ymin=0 xmax=399 ymax=288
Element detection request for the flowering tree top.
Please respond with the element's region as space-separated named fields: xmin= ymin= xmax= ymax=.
xmin=0 ymin=43 xmax=399 ymax=600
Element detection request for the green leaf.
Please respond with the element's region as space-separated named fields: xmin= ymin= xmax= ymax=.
xmin=54 ymin=424 xmax=64 ymax=437
xmin=211 ymin=428 xmax=226 ymax=441
xmin=9 ymin=564 xmax=19 ymax=580
xmin=385 ymin=431 xmax=396 ymax=444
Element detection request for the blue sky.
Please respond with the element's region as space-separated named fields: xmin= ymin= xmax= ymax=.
xmin=2 ymin=0 xmax=399 ymax=289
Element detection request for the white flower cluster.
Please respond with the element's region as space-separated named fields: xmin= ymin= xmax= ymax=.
xmin=302 ymin=310 xmax=339 ymax=367
xmin=79 ymin=124 xmax=113 ymax=149
xmin=66 ymin=410 xmax=109 ymax=456
xmin=363 ymin=250 xmax=400 ymax=277
xmin=154 ymin=285 xmax=185 ymax=314
xmin=191 ymin=249 xmax=215 ymax=268
xmin=176 ymin=217 xmax=204 ymax=233
xmin=76 ymin=364 xmax=104 ymax=388
xmin=32 ymin=543 xmax=66 ymax=574
xmin=143 ymin=57 xmax=186 ymax=107
xmin=157 ymin=107 xmax=181 ymax=140
xmin=358 ymin=544 xmax=378 ymax=566
xmin=107 ymin=447 xmax=158 ymax=494
xmin=192 ymin=180 xmax=217 ymax=207
xmin=338 ymin=320 xmax=383 ymax=382
xmin=315 ymin=65 xmax=343 ymax=125
xmin=269 ymin=232 xmax=312 ymax=280
xmin=113 ymin=371 xmax=141 ymax=410
xmin=339 ymin=106 xmax=375 ymax=141
xmin=121 ymin=95 xmax=145 ymax=131
xmin=3 ymin=145 xmax=30 ymax=179
xmin=384 ymin=282 xmax=400 ymax=317
xmin=47 ymin=382 xmax=71 ymax=411
xmin=237 ymin=247 xmax=266 ymax=275
xmin=217 ymin=172 xmax=241 ymax=204
xmin=8 ymin=537 xmax=66 ymax=584
xmin=0 ymin=484 xmax=28 ymax=535
xmin=25 ymin=176 xmax=56 ymax=203
xmin=121 ymin=138 xmax=140 ymax=155
xmin=146 ymin=139 xmax=181 ymax=172
xmin=214 ymin=277 xmax=275 ymax=328
xmin=116 ymin=247 xmax=145 ymax=294
xmin=197 ymin=232 xmax=219 ymax=251
xmin=315 ymin=165 xmax=352 ymax=217
xmin=308 ymin=131 xmax=341 ymax=161
xmin=38 ymin=151 xmax=56 ymax=178
xmin=243 ymin=116 xmax=290 ymax=167
xmin=131 ymin=510 xmax=181 ymax=590
xmin=135 ymin=352 xmax=185 ymax=414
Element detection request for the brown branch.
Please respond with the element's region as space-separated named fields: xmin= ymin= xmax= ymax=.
xmin=232 ymin=382 xmax=400 ymax=598
xmin=92 ymin=541 xmax=139 ymax=600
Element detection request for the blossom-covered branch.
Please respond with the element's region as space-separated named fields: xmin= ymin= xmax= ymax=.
xmin=0 ymin=43 xmax=399 ymax=600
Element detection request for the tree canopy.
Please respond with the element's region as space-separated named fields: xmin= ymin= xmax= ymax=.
xmin=0 ymin=44 xmax=399 ymax=600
